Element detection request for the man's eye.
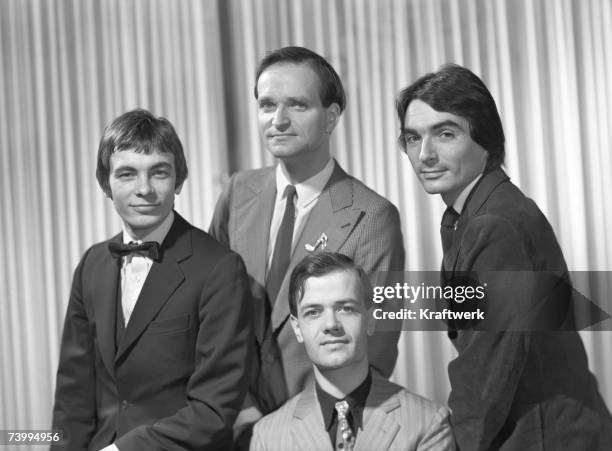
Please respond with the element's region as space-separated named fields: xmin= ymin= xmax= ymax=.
xmin=291 ymin=102 xmax=307 ymax=110
xmin=404 ymin=134 xmax=420 ymax=145
xmin=439 ymin=130 xmax=456 ymax=140
xmin=304 ymin=310 xmax=321 ymax=319
xmin=259 ymin=102 xmax=275 ymax=112
xmin=116 ymin=172 xmax=134 ymax=179
xmin=153 ymin=170 xmax=170 ymax=178
xmin=339 ymin=305 xmax=356 ymax=314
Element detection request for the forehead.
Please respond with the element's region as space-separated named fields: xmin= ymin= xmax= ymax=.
xmin=257 ymin=62 xmax=321 ymax=99
xmin=299 ymin=270 xmax=363 ymax=307
xmin=404 ymin=99 xmax=470 ymax=131
xmin=109 ymin=148 xmax=175 ymax=169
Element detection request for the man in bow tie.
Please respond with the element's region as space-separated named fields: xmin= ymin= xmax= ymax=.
xmin=251 ymin=252 xmax=454 ymax=450
xmin=396 ymin=64 xmax=612 ymax=450
xmin=52 ymin=109 xmax=253 ymax=450
xmin=209 ymin=46 xmax=405 ymax=443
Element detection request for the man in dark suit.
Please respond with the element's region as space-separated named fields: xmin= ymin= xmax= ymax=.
xmin=395 ymin=64 xmax=612 ymax=450
xmin=52 ymin=109 xmax=252 ymax=450
xmin=209 ymin=47 xmax=405 ymax=427
xmin=251 ymin=252 xmax=454 ymax=451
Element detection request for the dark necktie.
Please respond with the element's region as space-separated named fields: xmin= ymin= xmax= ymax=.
xmin=108 ymin=241 xmax=161 ymax=261
xmin=335 ymin=400 xmax=355 ymax=450
xmin=440 ymin=206 xmax=460 ymax=255
xmin=266 ymin=185 xmax=297 ymax=305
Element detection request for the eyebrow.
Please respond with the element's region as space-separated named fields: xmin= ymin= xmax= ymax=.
xmin=298 ymin=298 xmax=360 ymax=312
xmin=404 ymin=119 xmax=464 ymax=134
xmin=112 ymin=161 xmax=173 ymax=172
xmin=258 ymin=96 xmax=310 ymax=104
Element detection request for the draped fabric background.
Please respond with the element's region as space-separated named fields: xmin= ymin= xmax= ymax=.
xmin=1 ymin=0 xmax=611 ymax=441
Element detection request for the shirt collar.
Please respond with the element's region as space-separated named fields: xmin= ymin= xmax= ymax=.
xmin=452 ymin=173 xmax=483 ymax=214
xmin=316 ymin=369 xmax=372 ymax=432
xmin=275 ymin=158 xmax=335 ymax=209
xmin=122 ymin=210 xmax=174 ymax=245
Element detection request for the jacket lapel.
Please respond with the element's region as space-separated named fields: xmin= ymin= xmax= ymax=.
xmin=445 ymin=169 xmax=510 ymax=274
xmin=92 ymin=234 xmax=122 ymax=377
xmin=292 ymin=385 xmax=334 ymax=451
xmin=235 ymin=169 xmax=276 ymax=287
xmin=271 ymin=163 xmax=363 ymax=330
xmin=355 ymin=372 xmax=401 ymax=451
xmin=114 ymin=213 xmax=190 ymax=363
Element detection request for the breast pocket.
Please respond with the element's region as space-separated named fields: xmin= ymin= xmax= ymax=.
xmin=145 ymin=314 xmax=190 ymax=335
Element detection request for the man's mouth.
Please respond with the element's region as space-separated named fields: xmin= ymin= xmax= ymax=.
xmin=420 ymin=169 xmax=446 ymax=179
xmin=321 ymin=339 xmax=348 ymax=346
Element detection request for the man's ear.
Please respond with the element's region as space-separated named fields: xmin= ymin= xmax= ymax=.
xmin=290 ymin=315 xmax=304 ymax=343
xmin=174 ymin=182 xmax=183 ymax=195
xmin=325 ymin=103 xmax=341 ymax=134
xmin=366 ymin=307 xmax=376 ymax=336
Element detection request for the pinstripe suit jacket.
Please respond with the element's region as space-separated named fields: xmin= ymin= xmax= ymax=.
xmin=250 ymin=370 xmax=455 ymax=451
xmin=210 ymin=161 xmax=405 ymax=412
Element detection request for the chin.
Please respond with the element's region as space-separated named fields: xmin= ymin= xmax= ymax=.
xmin=126 ymin=218 xmax=162 ymax=233
xmin=318 ymin=362 xmax=347 ymax=372
xmin=420 ymin=183 xmax=442 ymax=195
xmin=317 ymin=355 xmax=352 ymax=370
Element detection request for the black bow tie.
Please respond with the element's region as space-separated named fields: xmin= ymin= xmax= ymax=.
xmin=108 ymin=241 xmax=161 ymax=261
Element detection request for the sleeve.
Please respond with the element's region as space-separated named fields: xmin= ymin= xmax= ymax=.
xmin=355 ymin=200 xmax=405 ymax=377
xmin=448 ymin=215 xmax=536 ymax=451
xmin=417 ymin=406 xmax=456 ymax=451
xmin=115 ymin=251 xmax=254 ymax=450
xmin=209 ymin=174 xmax=234 ymax=247
xmin=51 ymin=252 xmax=97 ymax=450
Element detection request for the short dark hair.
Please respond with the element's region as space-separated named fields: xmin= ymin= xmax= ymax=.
xmin=396 ymin=63 xmax=505 ymax=171
xmin=96 ymin=109 xmax=188 ymax=197
xmin=288 ymin=252 xmax=372 ymax=317
xmin=253 ymin=46 xmax=346 ymax=112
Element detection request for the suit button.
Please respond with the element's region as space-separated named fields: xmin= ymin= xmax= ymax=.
xmin=120 ymin=400 xmax=128 ymax=409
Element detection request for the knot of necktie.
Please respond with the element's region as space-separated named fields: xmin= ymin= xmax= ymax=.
xmin=108 ymin=241 xmax=161 ymax=261
xmin=441 ymin=206 xmax=460 ymax=229
xmin=335 ymin=400 xmax=355 ymax=450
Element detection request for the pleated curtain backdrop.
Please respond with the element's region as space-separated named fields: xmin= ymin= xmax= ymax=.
xmin=1 ymin=0 xmax=611 ymax=441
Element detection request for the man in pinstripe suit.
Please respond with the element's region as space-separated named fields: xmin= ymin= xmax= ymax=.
xmin=210 ymin=47 xmax=405 ymax=444
xmin=251 ymin=252 xmax=454 ymax=451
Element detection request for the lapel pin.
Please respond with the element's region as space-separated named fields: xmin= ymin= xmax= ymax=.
xmin=305 ymin=233 xmax=328 ymax=252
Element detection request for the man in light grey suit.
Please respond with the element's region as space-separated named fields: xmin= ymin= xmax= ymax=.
xmin=209 ymin=46 xmax=405 ymax=434
xmin=251 ymin=252 xmax=454 ymax=451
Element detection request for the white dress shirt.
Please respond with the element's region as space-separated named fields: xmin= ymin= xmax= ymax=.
xmin=267 ymin=159 xmax=335 ymax=269
xmin=119 ymin=211 xmax=174 ymax=325
xmin=451 ymin=173 xmax=483 ymax=215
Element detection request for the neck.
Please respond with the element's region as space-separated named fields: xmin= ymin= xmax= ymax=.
xmin=279 ymin=150 xmax=331 ymax=184
xmin=313 ymin=360 xmax=369 ymax=399
xmin=441 ymin=193 xmax=458 ymax=207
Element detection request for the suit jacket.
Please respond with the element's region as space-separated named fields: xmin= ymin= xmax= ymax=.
xmin=52 ymin=212 xmax=253 ymax=450
xmin=250 ymin=369 xmax=454 ymax=451
xmin=443 ymin=169 xmax=612 ymax=450
xmin=210 ymin=161 xmax=405 ymax=412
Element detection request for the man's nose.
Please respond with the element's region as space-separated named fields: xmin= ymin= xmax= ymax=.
xmin=272 ymin=105 xmax=290 ymax=130
xmin=136 ymin=175 xmax=154 ymax=196
xmin=419 ymin=137 xmax=438 ymax=163
xmin=322 ymin=309 xmax=341 ymax=332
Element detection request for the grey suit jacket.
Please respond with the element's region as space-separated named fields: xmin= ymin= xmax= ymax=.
xmin=250 ymin=370 xmax=455 ymax=451
xmin=210 ymin=161 xmax=405 ymax=412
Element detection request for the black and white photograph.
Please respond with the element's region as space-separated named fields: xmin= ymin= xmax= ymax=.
xmin=1 ymin=1 xmax=611 ymax=450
